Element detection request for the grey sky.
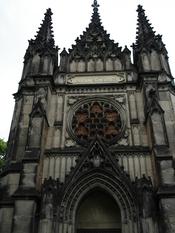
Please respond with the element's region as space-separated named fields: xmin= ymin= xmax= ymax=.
xmin=0 ymin=0 xmax=175 ymax=140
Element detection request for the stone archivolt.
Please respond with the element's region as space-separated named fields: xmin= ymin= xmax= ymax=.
xmin=41 ymin=138 xmax=139 ymax=228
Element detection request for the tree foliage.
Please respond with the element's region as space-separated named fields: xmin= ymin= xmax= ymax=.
xmin=0 ymin=138 xmax=7 ymax=168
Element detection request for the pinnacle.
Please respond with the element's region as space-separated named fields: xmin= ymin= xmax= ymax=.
xmin=34 ymin=8 xmax=55 ymax=47
xmin=45 ymin=8 xmax=53 ymax=16
xmin=60 ymin=47 xmax=68 ymax=56
xmin=91 ymin=0 xmax=101 ymax=25
xmin=24 ymin=8 xmax=58 ymax=61
xmin=134 ymin=5 xmax=166 ymax=55
xmin=123 ymin=46 xmax=131 ymax=54
xmin=136 ymin=5 xmax=156 ymax=46
xmin=137 ymin=5 xmax=144 ymax=13
xmin=92 ymin=0 xmax=99 ymax=9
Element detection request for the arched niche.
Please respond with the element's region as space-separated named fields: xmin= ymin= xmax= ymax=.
xmin=141 ymin=52 xmax=150 ymax=71
xmin=96 ymin=58 xmax=104 ymax=71
xmin=31 ymin=54 xmax=40 ymax=74
xmin=106 ymin=58 xmax=113 ymax=71
xmin=48 ymin=59 xmax=54 ymax=75
xmin=77 ymin=60 xmax=86 ymax=72
xmin=76 ymin=189 xmax=121 ymax=233
xmin=150 ymin=50 xmax=161 ymax=71
xmin=114 ymin=59 xmax=122 ymax=71
xmin=28 ymin=116 xmax=43 ymax=147
xmin=70 ymin=60 xmax=77 ymax=72
xmin=87 ymin=59 xmax=95 ymax=72
xmin=42 ymin=55 xmax=50 ymax=74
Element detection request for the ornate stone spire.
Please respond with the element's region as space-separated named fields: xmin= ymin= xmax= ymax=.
xmin=135 ymin=5 xmax=166 ymax=52
xmin=24 ymin=8 xmax=58 ymax=61
xmin=34 ymin=8 xmax=55 ymax=47
xmin=136 ymin=5 xmax=156 ymax=46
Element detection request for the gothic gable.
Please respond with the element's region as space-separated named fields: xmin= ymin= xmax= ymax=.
xmin=59 ymin=0 xmax=132 ymax=73
xmin=59 ymin=137 xmax=136 ymax=208
xmin=30 ymin=99 xmax=46 ymax=119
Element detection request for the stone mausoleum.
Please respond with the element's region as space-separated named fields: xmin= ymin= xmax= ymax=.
xmin=1 ymin=1 xmax=175 ymax=233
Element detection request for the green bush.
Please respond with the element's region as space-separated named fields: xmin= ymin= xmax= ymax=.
xmin=0 ymin=138 xmax=7 ymax=168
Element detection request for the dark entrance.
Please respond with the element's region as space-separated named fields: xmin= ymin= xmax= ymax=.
xmin=76 ymin=190 xmax=121 ymax=233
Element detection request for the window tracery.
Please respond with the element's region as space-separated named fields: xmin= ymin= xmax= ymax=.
xmin=70 ymin=100 xmax=124 ymax=145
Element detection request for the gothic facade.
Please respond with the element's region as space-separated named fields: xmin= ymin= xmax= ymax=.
xmin=1 ymin=1 xmax=175 ymax=233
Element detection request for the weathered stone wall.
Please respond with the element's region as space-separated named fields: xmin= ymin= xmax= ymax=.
xmin=2 ymin=62 xmax=175 ymax=233
xmin=43 ymin=84 xmax=150 ymax=150
xmin=15 ymin=95 xmax=34 ymax=160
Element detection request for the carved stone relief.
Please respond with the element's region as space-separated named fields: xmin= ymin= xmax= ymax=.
xmin=65 ymin=139 xmax=77 ymax=147
xmin=117 ymin=133 xmax=129 ymax=146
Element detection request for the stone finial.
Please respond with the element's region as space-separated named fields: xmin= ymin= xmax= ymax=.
xmin=92 ymin=0 xmax=100 ymax=9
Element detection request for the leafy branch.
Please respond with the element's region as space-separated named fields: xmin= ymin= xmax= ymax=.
xmin=0 ymin=138 xmax=7 ymax=168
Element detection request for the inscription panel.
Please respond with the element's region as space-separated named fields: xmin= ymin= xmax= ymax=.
xmin=66 ymin=74 xmax=126 ymax=85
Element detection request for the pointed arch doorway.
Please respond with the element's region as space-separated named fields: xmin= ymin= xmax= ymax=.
xmin=76 ymin=189 xmax=121 ymax=233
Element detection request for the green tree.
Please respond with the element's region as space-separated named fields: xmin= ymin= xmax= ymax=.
xmin=0 ymin=138 xmax=7 ymax=168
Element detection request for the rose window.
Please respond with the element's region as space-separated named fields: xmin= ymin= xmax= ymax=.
xmin=68 ymin=98 xmax=125 ymax=146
